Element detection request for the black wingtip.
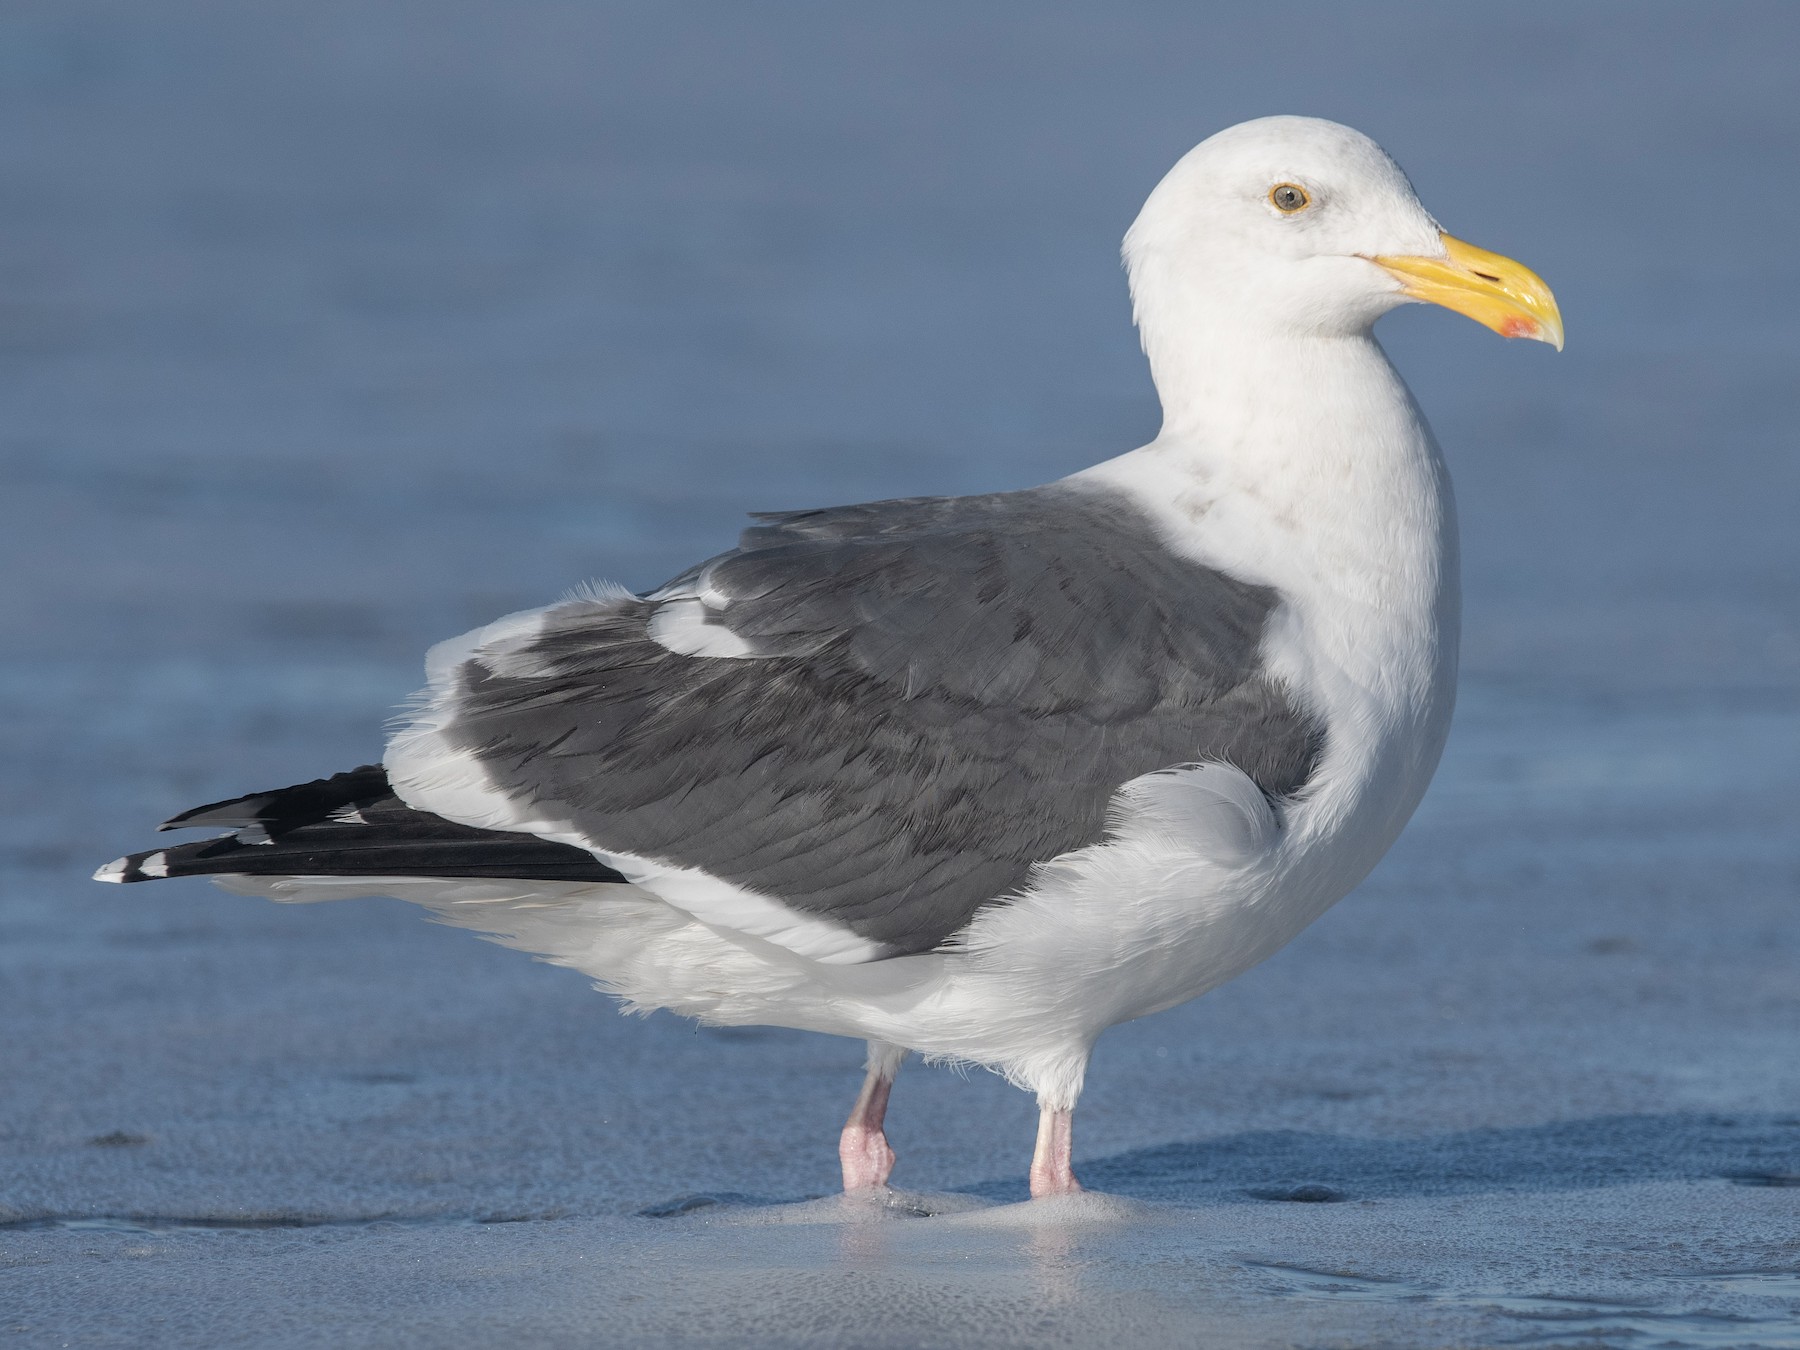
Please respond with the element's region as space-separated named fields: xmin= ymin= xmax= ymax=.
xmin=159 ymin=764 xmax=390 ymax=831
xmin=103 ymin=762 xmax=628 ymax=886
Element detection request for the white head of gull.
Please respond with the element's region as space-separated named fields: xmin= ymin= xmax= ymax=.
xmin=97 ymin=116 xmax=1561 ymax=1201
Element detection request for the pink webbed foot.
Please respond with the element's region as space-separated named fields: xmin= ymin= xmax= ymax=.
xmin=839 ymin=1043 xmax=902 ymax=1192
xmin=839 ymin=1114 xmax=896 ymax=1191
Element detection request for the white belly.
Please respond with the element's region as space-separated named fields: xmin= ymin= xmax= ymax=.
xmin=892 ymin=597 xmax=1458 ymax=1078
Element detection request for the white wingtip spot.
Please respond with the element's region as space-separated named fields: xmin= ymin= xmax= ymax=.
xmin=92 ymin=858 xmax=128 ymax=883
xmin=140 ymin=851 xmax=170 ymax=878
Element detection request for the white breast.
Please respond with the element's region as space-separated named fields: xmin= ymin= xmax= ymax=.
xmin=997 ymin=332 xmax=1462 ymax=1025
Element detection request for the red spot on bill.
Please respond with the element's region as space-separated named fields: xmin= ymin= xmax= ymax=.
xmin=1500 ymin=316 xmax=1536 ymax=339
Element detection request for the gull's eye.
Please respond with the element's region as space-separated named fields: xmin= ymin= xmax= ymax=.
xmin=1270 ymin=183 xmax=1311 ymax=213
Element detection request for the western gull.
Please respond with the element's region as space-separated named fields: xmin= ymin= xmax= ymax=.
xmin=96 ymin=116 xmax=1561 ymax=1199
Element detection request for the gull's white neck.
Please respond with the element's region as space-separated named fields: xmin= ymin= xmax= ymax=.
xmin=1074 ymin=325 xmax=1456 ymax=584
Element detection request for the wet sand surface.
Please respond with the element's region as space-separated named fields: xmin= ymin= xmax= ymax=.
xmin=3 ymin=4 xmax=1797 ymax=1346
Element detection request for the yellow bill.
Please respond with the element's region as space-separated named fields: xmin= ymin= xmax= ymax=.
xmin=1372 ymin=234 xmax=1563 ymax=350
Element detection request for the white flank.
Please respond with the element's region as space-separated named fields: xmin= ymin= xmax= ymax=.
xmin=580 ymin=848 xmax=885 ymax=964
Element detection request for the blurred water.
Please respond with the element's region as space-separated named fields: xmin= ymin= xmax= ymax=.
xmin=2 ymin=3 xmax=1797 ymax=1347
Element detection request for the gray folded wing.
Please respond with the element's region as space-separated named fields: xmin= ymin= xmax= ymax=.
xmin=433 ymin=484 xmax=1323 ymax=958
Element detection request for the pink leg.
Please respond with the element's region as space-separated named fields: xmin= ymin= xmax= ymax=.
xmin=839 ymin=1042 xmax=904 ymax=1191
xmin=1029 ymin=1103 xmax=1083 ymax=1198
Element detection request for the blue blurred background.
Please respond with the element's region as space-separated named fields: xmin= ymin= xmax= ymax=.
xmin=5 ymin=2 xmax=1794 ymax=690
xmin=4 ymin=5 xmax=1796 ymax=1346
